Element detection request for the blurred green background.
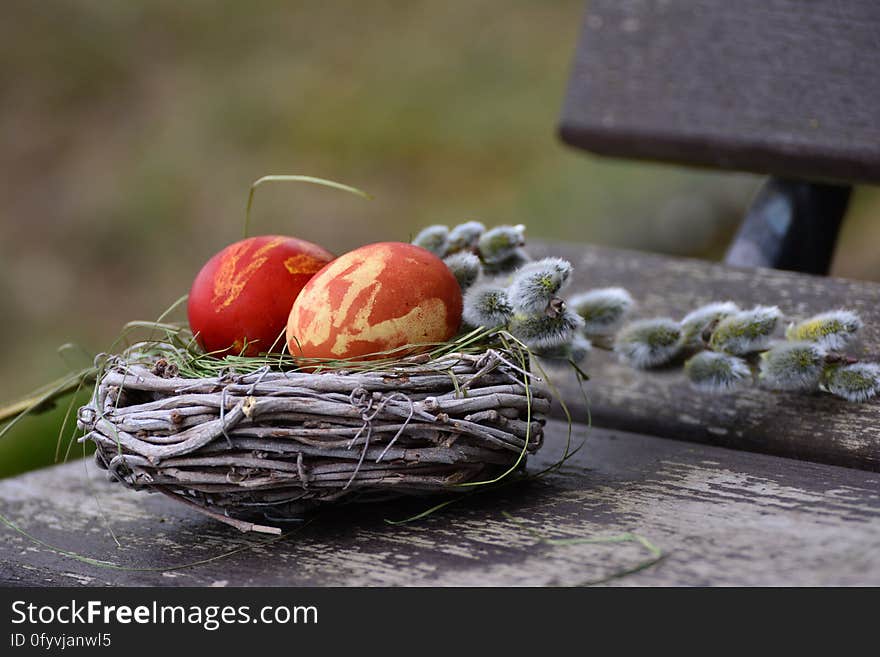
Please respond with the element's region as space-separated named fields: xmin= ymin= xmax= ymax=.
xmin=2 ymin=0 xmax=878 ymax=478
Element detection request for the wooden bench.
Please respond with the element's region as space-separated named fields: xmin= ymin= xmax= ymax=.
xmin=2 ymin=0 xmax=879 ymax=586
xmin=2 ymin=243 xmax=878 ymax=586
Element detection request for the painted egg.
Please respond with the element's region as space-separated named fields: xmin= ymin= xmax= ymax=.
xmin=188 ymin=235 xmax=334 ymax=356
xmin=287 ymin=242 xmax=463 ymax=361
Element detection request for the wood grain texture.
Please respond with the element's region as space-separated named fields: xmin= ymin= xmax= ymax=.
xmin=1 ymin=421 xmax=879 ymax=586
xmin=559 ymin=0 xmax=880 ymax=183
xmin=531 ymin=241 xmax=880 ymax=470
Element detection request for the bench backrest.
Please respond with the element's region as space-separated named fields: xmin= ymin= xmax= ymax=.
xmin=559 ymin=0 xmax=880 ymax=184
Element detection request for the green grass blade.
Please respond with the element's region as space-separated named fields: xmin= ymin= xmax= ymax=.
xmin=245 ymin=174 xmax=372 ymax=238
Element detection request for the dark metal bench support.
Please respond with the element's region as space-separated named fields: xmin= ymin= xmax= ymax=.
xmin=724 ymin=178 xmax=851 ymax=275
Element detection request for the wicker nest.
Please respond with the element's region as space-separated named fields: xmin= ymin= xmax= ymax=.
xmin=76 ymin=342 xmax=548 ymax=533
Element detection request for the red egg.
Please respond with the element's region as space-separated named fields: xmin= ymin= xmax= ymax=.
xmin=188 ymin=235 xmax=334 ymax=356
xmin=287 ymin=242 xmax=463 ymax=361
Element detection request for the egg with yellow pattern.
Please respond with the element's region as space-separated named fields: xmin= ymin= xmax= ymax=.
xmin=287 ymin=242 xmax=463 ymax=361
xmin=188 ymin=235 xmax=334 ymax=356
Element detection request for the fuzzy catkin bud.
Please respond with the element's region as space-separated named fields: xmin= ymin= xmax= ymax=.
xmin=446 ymin=221 xmax=486 ymax=254
xmin=569 ymin=287 xmax=633 ymax=337
xmin=535 ymin=334 xmax=592 ymax=363
xmin=615 ymin=318 xmax=683 ymax=369
xmin=680 ymin=301 xmax=739 ymax=346
xmin=482 ymin=248 xmax=530 ymax=276
xmin=684 ymin=351 xmax=751 ymax=393
xmin=507 ymin=258 xmax=573 ymax=314
xmin=462 ymin=284 xmax=514 ymax=328
xmin=708 ymin=305 xmax=782 ymax=355
xmin=759 ymin=341 xmax=825 ymax=391
xmin=412 ymin=225 xmax=449 ymax=257
xmin=508 ymin=309 xmax=584 ymax=350
xmin=443 ymin=252 xmax=481 ymax=291
xmin=825 ymin=362 xmax=880 ymax=403
xmin=479 ymin=225 xmax=526 ymax=264
xmin=786 ymin=310 xmax=862 ymax=351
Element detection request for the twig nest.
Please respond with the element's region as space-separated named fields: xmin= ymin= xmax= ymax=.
xmin=78 ymin=340 xmax=548 ymax=533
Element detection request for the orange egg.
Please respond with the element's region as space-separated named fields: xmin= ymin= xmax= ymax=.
xmin=287 ymin=242 xmax=463 ymax=361
xmin=188 ymin=235 xmax=333 ymax=356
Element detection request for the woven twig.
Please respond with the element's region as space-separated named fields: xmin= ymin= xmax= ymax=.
xmin=77 ymin=346 xmax=548 ymax=533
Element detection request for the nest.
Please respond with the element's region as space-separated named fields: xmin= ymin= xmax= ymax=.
xmin=76 ymin=342 xmax=548 ymax=533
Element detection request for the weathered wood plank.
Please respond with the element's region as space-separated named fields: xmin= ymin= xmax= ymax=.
xmin=559 ymin=0 xmax=880 ymax=183
xmin=531 ymin=241 xmax=880 ymax=470
xmin=1 ymin=420 xmax=879 ymax=586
